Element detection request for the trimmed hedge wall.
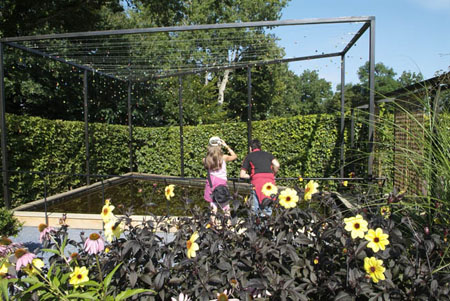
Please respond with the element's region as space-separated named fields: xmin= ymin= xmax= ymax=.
xmin=2 ymin=113 xmax=362 ymax=207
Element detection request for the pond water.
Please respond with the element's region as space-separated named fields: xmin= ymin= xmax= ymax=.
xmin=27 ymin=179 xmax=249 ymax=216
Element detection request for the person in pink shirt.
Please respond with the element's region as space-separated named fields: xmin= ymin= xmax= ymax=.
xmin=203 ymin=138 xmax=237 ymax=214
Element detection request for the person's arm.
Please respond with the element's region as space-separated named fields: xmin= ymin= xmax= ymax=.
xmin=240 ymin=168 xmax=250 ymax=179
xmin=221 ymin=140 xmax=237 ymax=162
xmin=240 ymin=155 xmax=251 ymax=179
xmin=272 ymin=158 xmax=280 ymax=175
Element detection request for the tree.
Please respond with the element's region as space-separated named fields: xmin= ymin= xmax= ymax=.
xmin=285 ymin=70 xmax=333 ymax=115
xmin=397 ymin=71 xmax=424 ymax=87
xmin=1 ymin=0 xmax=127 ymax=122
xmin=357 ymin=61 xmax=402 ymax=97
xmin=177 ymin=0 xmax=289 ymax=106
xmin=122 ymin=0 xmax=290 ymax=123
xmin=1 ymin=0 xmax=300 ymax=125
xmin=0 ymin=0 xmax=123 ymax=38
xmin=325 ymin=83 xmax=365 ymax=114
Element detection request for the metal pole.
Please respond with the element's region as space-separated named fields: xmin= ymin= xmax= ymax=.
xmin=178 ymin=76 xmax=185 ymax=178
xmin=0 ymin=42 xmax=10 ymax=208
xmin=1 ymin=17 xmax=375 ymax=43
xmin=43 ymin=175 xmax=48 ymax=225
xmin=247 ymin=66 xmax=252 ymax=150
xmin=350 ymin=108 xmax=355 ymax=148
xmin=127 ymin=81 xmax=133 ymax=172
xmin=368 ymin=18 xmax=376 ymax=178
xmin=340 ymin=55 xmax=346 ymax=178
xmin=83 ymin=70 xmax=90 ymax=185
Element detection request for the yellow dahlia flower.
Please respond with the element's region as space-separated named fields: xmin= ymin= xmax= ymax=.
xmin=186 ymin=232 xmax=199 ymax=259
xmin=365 ymin=228 xmax=390 ymax=253
xmin=69 ymin=266 xmax=89 ymax=287
xmin=304 ymin=180 xmax=319 ymax=200
xmin=344 ymin=214 xmax=368 ymax=239
xmin=261 ymin=182 xmax=278 ymax=197
xmin=165 ymin=184 xmax=175 ymax=200
xmin=364 ymin=257 xmax=386 ymax=283
xmin=279 ymin=188 xmax=299 ymax=209
xmin=101 ymin=199 xmax=115 ymax=223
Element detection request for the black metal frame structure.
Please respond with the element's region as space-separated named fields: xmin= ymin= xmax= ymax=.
xmin=0 ymin=17 xmax=376 ymax=208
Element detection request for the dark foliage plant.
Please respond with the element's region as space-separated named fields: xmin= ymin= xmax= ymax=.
xmin=1 ymin=186 xmax=449 ymax=300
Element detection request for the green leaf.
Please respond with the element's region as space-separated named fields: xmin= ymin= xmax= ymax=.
xmin=60 ymin=236 xmax=68 ymax=253
xmin=104 ymin=262 xmax=122 ymax=289
xmin=60 ymin=272 xmax=71 ymax=285
xmin=0 ymin=278 xmax=12 ymax=301
xmin=66 ymin=292 xmax=98 ymax=300
xmin=41 ymin=248 xmax=60 ymax=255
xmin=51 ymin=274 xmax=61 ymax=288
xmin=22 ymin=282 xmax=46 ymax=295
xmin=81 ymin=280 xmax=101 ymax=288
xmin=115 ymin=288 xmax=154 ymax=301
xmin=22 ymin=277 xmax=40 ymax=285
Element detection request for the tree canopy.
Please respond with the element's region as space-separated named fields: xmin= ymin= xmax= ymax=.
xmin=0 ymin=1 xmax=429 ymax=126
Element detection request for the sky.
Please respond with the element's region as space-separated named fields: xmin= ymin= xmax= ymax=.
xmin=271 ymin=0 xmax=450 ymax=89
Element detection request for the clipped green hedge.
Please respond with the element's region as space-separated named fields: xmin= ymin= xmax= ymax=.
xmin=133 ymin=114 xmax=343 ymax=179
xmin=2 ymin=113 xmax=361 ymax=207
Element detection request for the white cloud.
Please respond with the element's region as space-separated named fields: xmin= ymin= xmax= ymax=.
xmin=408 ymin=0 xmax=450 ymax=11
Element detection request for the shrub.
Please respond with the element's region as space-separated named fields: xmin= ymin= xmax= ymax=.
xmin=0 ymin=208 xmax=22 ymax=237
xmin=1 ymin=184 xmax=449 ymax=300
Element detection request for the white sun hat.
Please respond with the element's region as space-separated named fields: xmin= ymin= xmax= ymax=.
xmin=209 ymin=136 xmax=221 ymax=146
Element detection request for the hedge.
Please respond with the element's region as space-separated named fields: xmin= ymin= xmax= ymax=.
xmin=2 ymin=113 xmax=372 ymax=207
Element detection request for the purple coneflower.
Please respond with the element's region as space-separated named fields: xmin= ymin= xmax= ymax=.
xmin=0 ymin=237 xmax=22 ymax=257
xmin=14 ymin=248 xmax=36 ymax=271
xmin=68 ymin=252 xmax=79 ymax=263
xmin=0 ymin=237 xmax=13 ymax=257
xmin=38 ymin=223 xmax=55 ymax=243
xmin=84 ymin=233 xmax=105 ymax=255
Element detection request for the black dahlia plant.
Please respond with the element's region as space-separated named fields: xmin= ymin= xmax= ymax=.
xmin=1 ymin=182 xmax=449 ymax=300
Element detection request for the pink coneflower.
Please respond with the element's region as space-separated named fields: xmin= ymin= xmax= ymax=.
xmin=38 ymin=223 xmax=55 ymax=243
xmin=14 ymin=248 xmax=36 ymax=271
xmin=68 ymin=252 xmax=79 ymax=263
xmin=84 ymin=233 xmax=105 ymax=255
xmin=0 ymin=237 xmax=12 ymax=257
xmin=0 ymin=237 xmax=22 ymax=257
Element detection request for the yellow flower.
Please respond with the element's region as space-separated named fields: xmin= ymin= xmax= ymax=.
xmin=313 ymin=257 xmax=319 ymax=265
xmin=343 ymin=181 xmax=348 ymax=187
xmin=165 ymin=184 xmax=175 ymax=200
xmin=261 ymin=182 xmax=278 ymax=197
xmin=365 ymin=228 xmax=390 ymax=253
xmin=69 ymin=266 xmax=89 ymax=287
xmin=380 ymin=206 xmax=391 ymax=219
xmin=104 ymin=219 xmax=124 ymax=243
xmin=278 ymin=188 xmax=299 ymax=209
xmin=364 ymin=257 xmax=386 ymax=283
xmin=0 ymin=261 xmax=10 ymax=277
xmin=186 ymin=232 xmax=199 ymax=259
xmin=304 ymin=180 xmax=319 ymax=200
xmin=298 ymin=176 xmax=303 ymax=182
xmin=344 ymin=214 xmax=368 ymax=239
xmin=23 ymin=258 xmax=44 ymax=275
xmin=101 ymin=199 xmax=115 ymax=223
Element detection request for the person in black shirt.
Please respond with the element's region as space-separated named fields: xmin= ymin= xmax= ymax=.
xmin=240 ymin=139 xmax=280 ymax=215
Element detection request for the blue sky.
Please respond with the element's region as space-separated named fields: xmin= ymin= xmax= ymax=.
xmin=272 ymin=0 xmax=450 ymax=89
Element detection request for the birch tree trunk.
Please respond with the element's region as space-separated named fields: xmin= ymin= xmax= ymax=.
xmin=217 ymin=69 xmax=231 ymax=105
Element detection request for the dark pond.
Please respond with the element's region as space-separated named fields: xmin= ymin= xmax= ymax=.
xmin=28 ymin=179 xmax=249 ymax=216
